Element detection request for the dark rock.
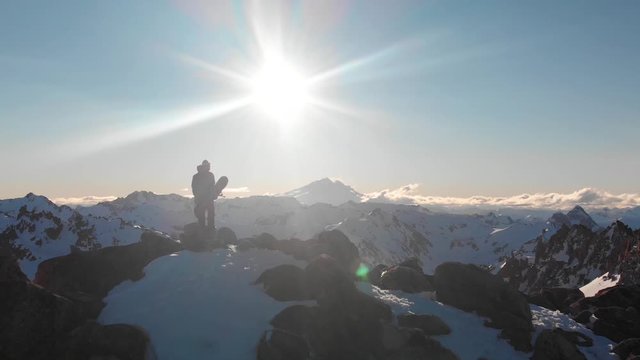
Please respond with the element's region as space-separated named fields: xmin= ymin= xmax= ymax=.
xmin=554 ymin=329 xmax=593 ymax=347
xmin=531 ymin=329 xmax=586 ymax=360
xmin=180 ymin=222 xmax=217 ymax=251
xmin=573 ymin=310 xmax=592 ymax=324
xmin=254 ymin=264 xmax=310 ymax=301
xmin=0 ymin=281 xmax=80 ymax=360
xmin=312 ymin=230 xmax=360 ymax=271
xmin=253 ymin=233 xmax=280 ymax=250
xmin=397 ymin=313 xmax=451 ymax=335
xmin=591 ymin=306 xmax=640 ymax=342
xmin=367 ymin=264 xmax=387 ymax=285
xmin=0 ymin=255 xmax=28 ymax=282
xmin=386 ymin=333 xmax=459 ymax=360
xmin=270 ymin=305 xmax=317 ymax=334
xmin=434 ymin=262 xmax=533 ymax=352
xmin=379 ymin=265 xmax=433 ymax=293
xmin=613 ymin=338 xmax=640 ymax=360
xmin=527 ymin=287 xmax=584 ymax=314
xmin=257 ymin=329 xmax=309 ymax=360
xmin=304 ymin=254 xmax=356 ymax=306
xmin=264 ymin=255 xmax=392 ymax=360
xmin=398 ymin=257 xmax=423 ymax=272
xmin=34 ymin=231 xmax=180 ymax=301
xmin=63 ymin=321 xmax=154 ymax=360
xmin=216 ymin=227 xmax=237 ymax=245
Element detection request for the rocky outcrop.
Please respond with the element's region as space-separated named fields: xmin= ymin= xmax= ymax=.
xmin=0 ymin=279 xmax=80 ymax=359
xmin=434 ymin=262 xmax=533 ymax=352
xmin=239 ymin=230 xmax=360 ymax=271
xmin=570 ymin=285 xmax=640 ymax=342
xmin=0 ymin=255 xmax=153 ymax=360
xmin=613 ymin=338 xmax=640 ymax=360
xmin=531 ymin=329 xmax=589 ymax=360
xmin=0 ymin=255 xmax=27 ymax=282
xmin=366 ymin=258 xmax=434 ymax=293
xmin=527 ymin=287 xmax=584 ymax=314
xmin=34 ymin=231 xmax=180 ymax=318
xmin=256 ymin=254 xmax=456 ymax=360
xmin=253 ymin=264 xmax=310 ymax=301
xmin=499 ymin=221 xmax=640 ymax=293
xmin=62 ymin=321 xmax=154 ymax=360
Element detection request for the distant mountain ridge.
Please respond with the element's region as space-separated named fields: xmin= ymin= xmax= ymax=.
xmin=2 ymin=179 xmax=639 ymax=280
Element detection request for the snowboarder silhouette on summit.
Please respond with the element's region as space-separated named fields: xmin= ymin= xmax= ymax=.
xmin=191 ymin=160 xmax=216 ymax=229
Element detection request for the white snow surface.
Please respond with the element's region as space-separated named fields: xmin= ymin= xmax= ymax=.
xmin=99 ymin=246 xmax=614 ymax=360
xmin=358 ymin=284 xmax=615 ymax=360
xmin=580 ymin=272 xmax=621 ymax=297
xmin=99 ymin=248 xmax=309 ymax=360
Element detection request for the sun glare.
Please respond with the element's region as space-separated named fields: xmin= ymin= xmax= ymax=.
xmin=250 ymin=55 xmax=309 ymax=123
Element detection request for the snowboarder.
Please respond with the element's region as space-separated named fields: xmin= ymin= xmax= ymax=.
xmin=191 ymin=160 xmax=216 ymax=229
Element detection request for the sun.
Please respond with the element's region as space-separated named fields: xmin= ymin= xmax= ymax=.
xmin=250 ymin=54 xmax=309 ymax=123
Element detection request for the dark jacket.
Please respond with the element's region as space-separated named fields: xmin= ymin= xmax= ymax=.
xmin=191 ymin=168 xmax=216 ymax=204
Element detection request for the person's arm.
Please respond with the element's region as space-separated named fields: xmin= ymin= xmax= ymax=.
xmin=191 ymin=175 xmax=198 ymax=198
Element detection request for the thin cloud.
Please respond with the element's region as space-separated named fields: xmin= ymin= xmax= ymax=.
xmin=363 ymin=184 xmax=640 ymax=209
xmin=52 ymin=196 xmax=118 ymax=207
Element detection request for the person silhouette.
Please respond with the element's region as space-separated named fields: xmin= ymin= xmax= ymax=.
xmin=191 ymin=160 xmax=216 ymax=229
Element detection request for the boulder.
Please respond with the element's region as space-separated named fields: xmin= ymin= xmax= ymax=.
xmin=378 ymin=265 xmax=433 ymax=293
xmin=434 ymin=262 xmax=533 ymax=352
xmin=254 ymin=264 xmax=310 ymax=301
xmin=215 ymin=227 xmax=237 ymax=246
xmin=367 ymin=264 xmax=387 ymax=286
xmin=63 ymin=321 xmax=154 ymax=360
xmin=527 ymin=287 xmax=584 ymax=314
xmin=397 ymin=314 xmax=451 ymax=335
xmin=613 ymin=338 xmax=640 ymax=360
xmin=531 ymin=329 xmax=586 ymax=360
xmin=304 ymin=255 xmax=356 ymax=306
xmin=572 ymin=285 xmax=640 ymax=313
xmin=311 ymin=230 xmax=360 ymax=271
xmin=180 ymin=223 xmax=216 ymax=251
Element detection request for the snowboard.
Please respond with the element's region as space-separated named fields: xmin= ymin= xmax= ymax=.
xmin=214 ymin=176 xmax=228 ymax=198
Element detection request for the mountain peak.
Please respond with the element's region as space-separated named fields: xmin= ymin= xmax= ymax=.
xmin=283 ymin=178 xmax=363 ymax=206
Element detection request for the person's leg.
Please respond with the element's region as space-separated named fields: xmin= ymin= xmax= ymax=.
xmin=194 ymin=203 xmax=205 ymax=227
xmin=206 ymin=202 xmax=215 ymax=229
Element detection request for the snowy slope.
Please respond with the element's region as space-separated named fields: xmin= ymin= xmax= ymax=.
xmin=99 ymin=248 xmax=309 ymax=359
xmin=0 ymin=193 xmax=145 ymax=278
xmin=282 ymin=177 xmax=363 ymax=206
xmin=100 ymin=245 xmax=614 ymax=360
xmin=358 ymin=284 xmax=615 ymax=360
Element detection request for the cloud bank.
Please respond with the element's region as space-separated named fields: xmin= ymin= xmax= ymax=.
xmin=363 ymin=184 xmax=640 ymax=209
xmin=52 ymin=196 xmax=119 ymax=207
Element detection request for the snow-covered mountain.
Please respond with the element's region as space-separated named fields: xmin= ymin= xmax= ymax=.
xmin=0 ymin=193 xmax=145 ymax=278
xmin=499 ymin=220 xmax=640 ymax=293
xmin=282 ymin=177 xmax=363 ymax=206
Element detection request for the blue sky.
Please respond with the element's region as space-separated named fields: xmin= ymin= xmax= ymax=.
xmin=1 ymin=0 xmax=639 ymax=200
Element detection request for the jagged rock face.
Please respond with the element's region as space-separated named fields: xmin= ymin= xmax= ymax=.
xmin=434 ymin=262 xmax=533 ymax=352
xmin=499 ymin=221 xmax=640 ymax=293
